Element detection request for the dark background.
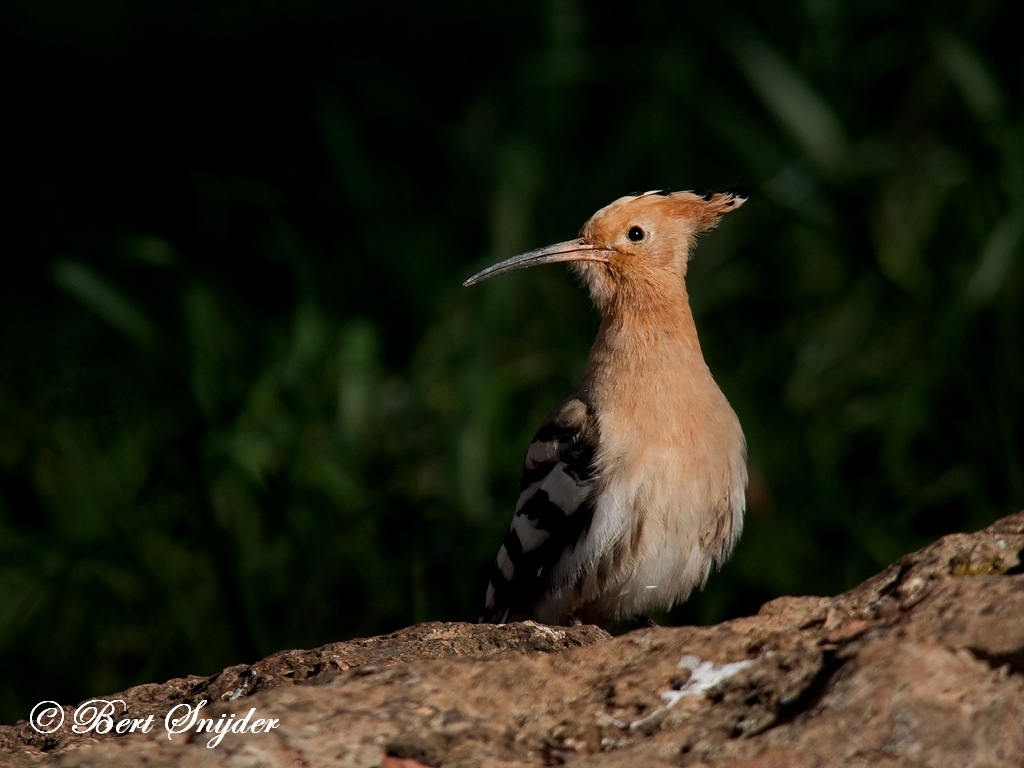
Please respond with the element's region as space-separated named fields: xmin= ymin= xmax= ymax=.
xmin=1 ymin=0 xmax=1021 ymax=724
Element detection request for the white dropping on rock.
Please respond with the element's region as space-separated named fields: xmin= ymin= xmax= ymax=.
xmin=618 ymin=654 xmax=757 ymax=731
xmin=671 ymin=655 xmax=754 ymax=699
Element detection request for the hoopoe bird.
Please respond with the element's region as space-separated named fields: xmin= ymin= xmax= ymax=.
xmin=464 ymin=188 xmax=748 ymax=626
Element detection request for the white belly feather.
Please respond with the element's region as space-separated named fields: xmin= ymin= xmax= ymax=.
xmin=538 ymin=402 xmax=746 ymax=624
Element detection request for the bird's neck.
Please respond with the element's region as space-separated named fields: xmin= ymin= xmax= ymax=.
xmin=578 ymin=281 xmax=713 ymax=411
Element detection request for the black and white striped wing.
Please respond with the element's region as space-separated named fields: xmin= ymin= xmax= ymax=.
xmin=481 ymin=396 xmax=600 ymax=623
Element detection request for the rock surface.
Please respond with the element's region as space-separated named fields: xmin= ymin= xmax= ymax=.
xmin=2 ymin=513 xmax=1023 ymax=767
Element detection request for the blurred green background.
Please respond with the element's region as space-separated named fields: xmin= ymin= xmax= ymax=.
xmin=1 ymin=0 xmax=1022 ymax=724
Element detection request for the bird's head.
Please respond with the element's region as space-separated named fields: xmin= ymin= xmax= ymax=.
xmin=463 ymin=188 xmax=747 ymax=313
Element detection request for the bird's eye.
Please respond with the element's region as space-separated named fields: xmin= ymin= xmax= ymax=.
xmin=627 ymin=226 xmax=645 ymax=242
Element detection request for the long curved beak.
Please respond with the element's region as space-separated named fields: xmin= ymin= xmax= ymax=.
xmin=463 ymin=239 xmax=612 ymax=287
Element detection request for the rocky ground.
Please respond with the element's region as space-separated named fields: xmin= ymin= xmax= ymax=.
xmin=2 ymin=512 xmax=1022 ymax=767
